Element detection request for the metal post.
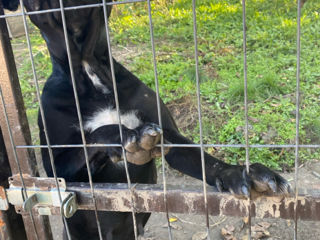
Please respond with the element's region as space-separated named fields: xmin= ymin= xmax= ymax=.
xmin=191 ymin=0 xmax=210 ymax=239
xmin=294 ymin=0 xmax=302 ymax=239
xmin=0 ymin=128 xmax=27 ymax=240
xmin=147 ymin=0 xmax=173 ymax=239
xmin=241 ymin=0 xmax=252 ymax=239
xmin=0 ymin=3 xmax=53 ymax=240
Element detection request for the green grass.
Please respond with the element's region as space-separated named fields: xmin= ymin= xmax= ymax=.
xmin=11 ymin=24 xmax=51 ymax=144
xmin=11 ymin=0 xmax=320 ymax=170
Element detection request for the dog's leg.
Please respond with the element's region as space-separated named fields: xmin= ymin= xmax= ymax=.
xmin=81 ymin=7 xmax=115 ymax=92
xmin=89 ymin=122 xmax=167 ymax=166
xmin=162 ymin=129 xmax=291 ymax=195
xmin=44 ymin=123 xmax=165 ymax=181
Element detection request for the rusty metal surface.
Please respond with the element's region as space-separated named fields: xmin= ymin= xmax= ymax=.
xmin=69 ymin=183 xmax=320 ymax=221
xmin=9 ymin=174 xmax=66 ymax=190
xmin=0 ymin=186 xmax=9 ymax=211
xmin=0 ymin=2 xmax=53 ymax=239
xmin=0 ymin=129 xmax=27 ymax=240
xmin=0 ymin=207 xmax=29 ymax=240
xmin=6 ymin=175 xmax=77 ymax=218
xmin=0 ymin=211 xmax=11 ymax=240
xmin=0 ymin=3 xmax=36 ymax=178
xmin=9 ymin=177 xmax=320 ymax=221
xmin=12 ymin=182 xmax=319 ymax=222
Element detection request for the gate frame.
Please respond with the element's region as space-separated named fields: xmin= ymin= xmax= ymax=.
xmin=0 ymin=1 xmax=319 ymax=240
xmin=0 ymin=2 xmax=53 ymax=239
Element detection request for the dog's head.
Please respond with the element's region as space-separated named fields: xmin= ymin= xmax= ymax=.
xmin=22 ymin=0 xmax=113 ymax=64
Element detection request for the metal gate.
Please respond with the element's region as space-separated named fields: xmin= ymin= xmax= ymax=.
xmin=0 ymin=0 xmax=320 ymax=240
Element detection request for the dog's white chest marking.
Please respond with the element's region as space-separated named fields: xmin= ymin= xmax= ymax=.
xmin=84 ymin=108 xmax=141 ymax=132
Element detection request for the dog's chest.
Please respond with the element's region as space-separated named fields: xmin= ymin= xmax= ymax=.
xmin=84 ymin=107 xmax=142 ymax=132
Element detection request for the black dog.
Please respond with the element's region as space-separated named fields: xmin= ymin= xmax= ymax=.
xmin=5 ymin=1 xmax=290 ymax=239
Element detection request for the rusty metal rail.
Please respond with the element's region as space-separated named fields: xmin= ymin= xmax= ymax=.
xmin=5 ymin=182 xmax=320 ymax=221
xmin=3 ymin=175 xmax=320 ymax=222
xmin=67 ymin=183 xmax=320 ymax=221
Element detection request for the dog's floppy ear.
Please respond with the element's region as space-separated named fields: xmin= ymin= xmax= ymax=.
xmin=1 ymin=0 xmax=20 ymax=11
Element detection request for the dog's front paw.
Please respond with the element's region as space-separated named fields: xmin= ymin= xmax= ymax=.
xmin=249 ymin=163 xmax=291 ymax=194
xmin=215 ymin=164 xmax=291 ymax=196
xmin=123 ymin=123 xmax=169 ymax=165
xmin=215 ymin=166 xmax=251 ymax=196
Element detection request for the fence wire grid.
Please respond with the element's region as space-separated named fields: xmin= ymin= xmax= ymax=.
xmin=0 ymin=0 xmax=318 ymax=240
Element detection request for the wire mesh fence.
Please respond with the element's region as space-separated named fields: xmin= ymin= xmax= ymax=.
xmin=0 ymin=0 xmax=319 ymax=240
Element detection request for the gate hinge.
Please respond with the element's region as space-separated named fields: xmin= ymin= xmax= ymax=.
xmin=0 ymin=175 xmax=77 ymax=218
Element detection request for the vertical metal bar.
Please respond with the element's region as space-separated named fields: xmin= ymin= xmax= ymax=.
xmin=0 ymin=128 xmax=27 ymax=240
xmin=18 ymin=1 xmax=72 ymax=239
xmin=191 ymin=1 xmax=210 ymax=239
xmin=0 ymin=82 xmax=39 ymax=240
xmin=242 ymin=0 xmax=252 ymax=239
xmin=146 ymin=1 xmax=173 ymax=239
xmin=294 ymin=0 xmax=301 ymax=239
xmin=0 ymin=5 xmax=53 ymax=239
xmin=101 ymin=1 xmax=139 ymax=239
xmin=0 ymin=9 xmax=37 ymax=180
xmin=57 ymin=1 xmax=103 ymax=239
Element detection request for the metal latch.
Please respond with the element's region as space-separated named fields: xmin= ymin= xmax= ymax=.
xmin=0 ymin=175 xmax=77 ymax=218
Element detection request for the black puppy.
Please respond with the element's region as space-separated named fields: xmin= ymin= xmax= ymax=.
xmin=18 ymin=1 xmax=290 ymax=239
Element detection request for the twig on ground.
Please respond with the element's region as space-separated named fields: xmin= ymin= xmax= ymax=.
xmin=170 ymin=214 xmax=226 ymax=228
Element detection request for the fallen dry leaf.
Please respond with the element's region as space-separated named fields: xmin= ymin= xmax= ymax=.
xmin=169 ymin=217 xmax=178 ymax=223
xmin=248 ymin=116 xmax=259 ymax=123
xmin=257 ymin=222 xmax=271 ymax=229
xmin=252 ymin=230 xmax=270 ymax=239
xmin=242 ymin=235 xmax=249 ymax=240
xmin=243 ymin=217 xmax=249 ymax=225
xmin=225 ymin=225 xmax=235 ymax=233
xmin=287 ymin=220 xmax=291 ymax=227
xmin=170 ymin=223 xmax=182 ymax=230
xmin=251 ymin=222 xmax=271 ymax=239
xmin=140 ymin=237 xmax=155 ymax=240
xmin=270 ymin=103 xmax=281 ymax=107
xmin=221 ymin=225 xmax=237 ymax=240
xmin=192 ymin=231 xmax=207 ymax=240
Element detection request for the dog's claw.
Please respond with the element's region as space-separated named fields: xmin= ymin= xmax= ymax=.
xmin=215 ymin=178 xmax=223 ymax=192
xmin=241 ymin=185 xmax=250 ymax=196
xmin=268 ymin=179 xmax=277 ymax=193
xmin=139 ymin=123 xmax=162 ymax=150
xmin=124 ymin=134 xmax=139 ymax=153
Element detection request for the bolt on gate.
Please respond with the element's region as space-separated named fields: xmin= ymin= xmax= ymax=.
xmin=0 ymin=0 xmax=320 ymax=240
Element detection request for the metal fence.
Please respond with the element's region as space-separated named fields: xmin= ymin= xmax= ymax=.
xmin=0 ymin=0 xmax=319 ymax=240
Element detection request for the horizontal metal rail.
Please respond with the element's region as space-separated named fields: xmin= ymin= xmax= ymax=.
xmin=0 ymin=0 xmax=147 ymax=19
xmin=11 ymin=182 xmax=320 ymax=222
xmin=13 ymin=144 xmax=320 ymax=149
